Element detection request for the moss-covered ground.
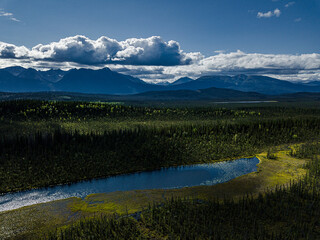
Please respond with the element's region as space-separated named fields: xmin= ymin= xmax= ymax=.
xmin=0 ymin=147 xmax=307 ymax=239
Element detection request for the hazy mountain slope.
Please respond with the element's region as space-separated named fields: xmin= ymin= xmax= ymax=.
xmin=0 ymin=69 xmax=51 ymax=92
xmin=169 ymin=75 xmax=320 ymax=95
xmin=2 ymin=66 xmax=27 ymax=76
xmin=1 ymin=66 xmax=320 ymax=95
xmin=128 ymin=86 xmax=266 ymax=101
xmin=3 ymin=67 xmax=66 ymax=82
xmin=54 ymin=67 xmax=162 ymax=94
xmin=2 ymin=89 xmax=320 ymax=102
xmin=303 ymin=81 xmax=320 ymax=87
xmin=171 ymin=77 xmax=193 ymax=85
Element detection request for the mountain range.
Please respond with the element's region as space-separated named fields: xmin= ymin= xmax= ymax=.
xmin=1 ymin=66 xmax=320 ymax=98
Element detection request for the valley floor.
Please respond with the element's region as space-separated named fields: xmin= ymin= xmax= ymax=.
xmin=1 ymin=100 xmax=319 ymax=239
xmin=0 ymin=147 xmax=307 ymax=239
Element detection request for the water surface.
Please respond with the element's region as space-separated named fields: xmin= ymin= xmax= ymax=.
xmin=0 ymin=157 xmax=259 ymax=212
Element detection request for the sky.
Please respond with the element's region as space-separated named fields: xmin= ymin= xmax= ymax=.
xmin=0 ymin=0 xmax=319 ymax=83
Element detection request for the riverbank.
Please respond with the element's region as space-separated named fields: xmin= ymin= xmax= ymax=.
xmin=0 ymin=147 xmax=307 ymax=239
xmin=68 ymin=149 xmax=306 ymax=215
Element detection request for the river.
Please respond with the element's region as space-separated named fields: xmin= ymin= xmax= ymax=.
xmin=0 ymin=157 xmax=259 ymax=212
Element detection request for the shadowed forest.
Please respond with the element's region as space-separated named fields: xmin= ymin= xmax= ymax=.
xmin=1 ymin=100 xmax=320 ymax=239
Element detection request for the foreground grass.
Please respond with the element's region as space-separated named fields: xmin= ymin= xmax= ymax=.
xmin=68 ymin=148 xmax=307 ymax=215
xmin=0 ymin=148 xmax=307 ymax=239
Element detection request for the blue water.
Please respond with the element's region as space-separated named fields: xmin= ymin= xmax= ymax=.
xmin=0 ymin=157 xmax=259 ymax=212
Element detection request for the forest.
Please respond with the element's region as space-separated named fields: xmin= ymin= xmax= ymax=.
xmin=1 ymin=100 xmax=320 ymax=239
xmin=1 ymin=100 xmax=320 ymax=193
xmin=46 ymin=142 xmax=320 ymax=239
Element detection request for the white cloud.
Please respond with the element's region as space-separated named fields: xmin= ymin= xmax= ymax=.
xmin=257 ymin=8 xmax=281 ymax=18
xmin=274 ymin=8 xmax=281 ymax=17
xmin=108 ymin=51 xmax=320 ymax=83
xmin=285 ymin=2 xmax=295 ymax=8
xmin=214 ymin=50 xmax=226 ymax=54
xmin=0 ymin=35 xmax=201 ymax=66
xmin=0 ymin=35 xmax=320 ymax=83
xmin=257 ymin=11 xmax=273 ymax=18
xmin=198 ymin=51 xmax=320 ymax=71
xmin=0 ymin=42 xmax=29 ymax=58
xmin=0 ymin=12 xmax=12 ymax=16
xmin=0 ymin=9 xmax=20 ymax=22
xmin=10 ymin=17 xmax=20 ymax=22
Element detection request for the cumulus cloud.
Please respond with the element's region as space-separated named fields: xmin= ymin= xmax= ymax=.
xmin=257 ymin=8 xmax=281 ymax=18
xmin=199 ymin=51 xmax=320 ymax=71
xmin=0 ymin=9 xmax=20 ymax=22
xmin=0 ymin=42 xmax=29 ymax=58
xmin=0 ymin=35 xmax=201 ymax=66
xmin=160 ymin=51 xmax=320 ymax=83
xmin=107 ymin=51 xmax=320 ymax=83
xmin=1 ymin=35 xmax=320 ymax=83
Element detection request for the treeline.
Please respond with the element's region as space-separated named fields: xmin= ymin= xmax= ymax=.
xmin=290 ymin=141 xmax=320 ymax=159
xmin=46 ymin=216 xmax=152 ymax=240
xmin=0 ymin=100 xmax=261 ymax=121
xmin=1 ymin=117 xmax=320 ymax=193
xmin=47 ymin=153 xmax=320 ymax=239
xmin=1 ymin=100 xmax=320 ymax=122
xmin=140 ymin=178 xmax=320 ymax=239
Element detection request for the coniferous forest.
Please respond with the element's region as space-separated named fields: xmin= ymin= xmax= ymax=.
xmin=1 ymin=100 xmax=320 ymax=194
xmin=1 ymin=100 xmax=320 ymax=239
xmin=47 ymin=154 xmax=320 ymax=240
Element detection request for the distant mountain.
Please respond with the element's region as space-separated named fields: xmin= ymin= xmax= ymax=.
xmin=129 ymin=87 xmax=266 ymax=101
xmin=171 ymin=77 xmax=193 ymax=85
xmin=0 ymin=67 xmax=161 ymax=94
xmin=3 ymin=66 xmax=27 ymax=76
xmin=276 ymin=92 xmax=320 ymax=101
xmin=0 ymin=88 xmax=266 ymax=102
xmin=0 ymin=69 xmax=51 ymax=92
xmin=2 ymin=89 xmax=320 ymax=103
xmin=3 ymin=67 xmax=66 ymax=83
xmin=168 ymin=75 xmax=320 ymax=95
xmin=303 ymin=81 xmax=320 ymax=87
xmin=36 ymin=69 xmax=67 ymax=83
xmin=1 ymin=66 xmax=320 ymax=95
xmin=54 ymin=67 xmax=160 ymax=95
xmin=155 ymin=81 xmax=171 ymax=86
xmin=154 ymin=77 xmax=193 ymax=86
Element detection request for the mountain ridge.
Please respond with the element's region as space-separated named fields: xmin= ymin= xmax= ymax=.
xmin=1 ymin=67 xmax=320 ymax=95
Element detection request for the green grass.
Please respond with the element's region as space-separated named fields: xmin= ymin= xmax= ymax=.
xmin=68 ymin=148 xmax=307 ymax=214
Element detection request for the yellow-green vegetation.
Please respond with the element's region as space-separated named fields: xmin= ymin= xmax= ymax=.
xmin=2 ymin=100 xmax=320 ymax=194
xmin=47 ymin=145 xmax=320 ymax=239
xmin=2 ymin=114 xmax=319 ymax=194
xmin=68 ymin=148 xmax=307 ymax=216
xmin=1 ymin=100 xmax=320 ymax=238
xmin=0 ymin=147 xmax=308 ymax=239
xmin=1 ymin=99 xmax=320 ymax=137
xmin=0 ymin=198 xmax=80 ymax=240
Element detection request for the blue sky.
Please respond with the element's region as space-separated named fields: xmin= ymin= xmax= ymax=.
xmin=0 ymin=0 xmax=319 ymax=82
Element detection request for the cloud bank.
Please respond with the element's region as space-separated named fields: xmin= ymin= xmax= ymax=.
xmin=106 ymin=50 xmax=320 ymax=84
xmin=0 ymin=35 xmax=320 ymax=83
xmin=0 ymin=35 xmax=201 ymax=66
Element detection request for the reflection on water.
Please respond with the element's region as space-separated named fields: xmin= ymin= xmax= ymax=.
xmin=0 ymin=157 xmax=259 ymax=212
